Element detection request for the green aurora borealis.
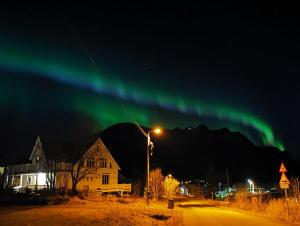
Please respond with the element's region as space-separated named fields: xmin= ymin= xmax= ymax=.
xmin=0 ymin=41 xmax=284 ymax=151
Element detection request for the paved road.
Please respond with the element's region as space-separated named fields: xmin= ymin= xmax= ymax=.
xmin=180 ymin=201 xmax=291 ymax=226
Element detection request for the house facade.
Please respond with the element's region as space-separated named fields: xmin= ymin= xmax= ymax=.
xmin=7 ymin=136 xmax=48 ymax=190
xmin=5 ymin=136 xmax=131 ymax=195
xmin=56 ymin=138 xmax=131 ymax=195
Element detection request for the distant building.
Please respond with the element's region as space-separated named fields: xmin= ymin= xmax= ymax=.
xmin=4 ymin=136 xmax=131 ymax=195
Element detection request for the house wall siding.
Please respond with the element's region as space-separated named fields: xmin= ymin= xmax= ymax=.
xmin=7 ymin=137 xmax=129 ymax=193
xmin=55 ymin=139 xmax=121 ymax=191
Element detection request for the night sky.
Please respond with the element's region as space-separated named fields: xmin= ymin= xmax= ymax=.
xmin=0 ymin=3 xmax=299 ymax=160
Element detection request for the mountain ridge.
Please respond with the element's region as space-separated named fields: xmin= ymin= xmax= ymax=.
xmin=100 ymin=122 xmax=300 ymax=185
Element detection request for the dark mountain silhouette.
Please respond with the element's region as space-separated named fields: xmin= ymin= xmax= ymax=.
xmin=1 ymin=118 xmax=299 ymax=187
xmin=100 ymin=123 xmax=300 ymax=185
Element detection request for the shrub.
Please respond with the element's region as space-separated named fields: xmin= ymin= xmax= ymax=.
xmin=149 ymin=168 xmax=164 ymax=200
xmin=163 ymin=176 xmax=179 ymax=200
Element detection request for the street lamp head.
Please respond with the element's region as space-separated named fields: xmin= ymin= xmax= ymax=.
xmin=153 ymin=128 xmax=162 ymax=134
xmin=248 ymin=179 xmax=253 ymax=185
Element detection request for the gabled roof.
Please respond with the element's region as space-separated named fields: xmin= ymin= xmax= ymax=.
xmin=29 ymin=136 xmax=45 ymax=161
xmin=2 ymin=134 xmax=124 ymax=171
xmin=84 ymin=138 xmax=121 ymax=170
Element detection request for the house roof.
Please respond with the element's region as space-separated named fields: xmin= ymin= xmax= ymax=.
xmin=0 ymin=133 xmax=119 ymax=166
xmin=93 ymin=138 xmax=121 ymax=170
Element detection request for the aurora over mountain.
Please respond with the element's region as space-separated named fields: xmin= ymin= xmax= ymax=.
xmin=1 ymin=1 xmax=300 ymax=163
xmin=0 ymin=38 xmax=284 ymax=151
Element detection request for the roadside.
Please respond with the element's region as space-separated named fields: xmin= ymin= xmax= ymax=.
xmin=0 ymin=197 xmax=183 ymax=226
xmin=179 ymin=200 xmax=293 ymax=226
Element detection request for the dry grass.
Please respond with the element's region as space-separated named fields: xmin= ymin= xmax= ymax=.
xmin=230 ymin=192 xmax=300 ymax=224
xmin=265 ymin=198 xmax=300 ymax=223
xmin=0 ymin=196 xmax=183 ymax=226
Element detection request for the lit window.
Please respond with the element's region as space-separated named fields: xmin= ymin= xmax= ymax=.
xmin=28 ymin=175 xmax=35 ymax=185
xmin=102 ymin=174 xmax=109 ymax=184
xmin=100 ymin=158 xmax=107 ymax=168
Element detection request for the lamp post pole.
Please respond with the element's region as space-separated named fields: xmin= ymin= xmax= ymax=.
xmin=248 ymin=179 xmax=254 ymax=193
xmin=146 ymin=132 xmax=150 ymax=199
xmin=144 ymin=127 xmax=161 ymax=204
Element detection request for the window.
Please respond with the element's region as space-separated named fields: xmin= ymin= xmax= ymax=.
xmin=86 ymin=177 xmax=89 ymax=181
xmin=102 ymin=174 xmax=109 ymax=184
xmin=28 ymin=175 xmax=35 ymax=185
xmin=100 ymin=158 xmax=107 ymax=168
xmin=109 ymin=163 xmax=112 ymax=168
xmin=86 ymin=156 xmax=95 ymax=167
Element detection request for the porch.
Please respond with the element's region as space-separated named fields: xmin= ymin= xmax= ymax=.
xmin=96 ymin=183 xmax=131 ymax=196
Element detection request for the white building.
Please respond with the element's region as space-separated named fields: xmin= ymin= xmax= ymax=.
xmin=5 ymin=136 xmax=131 ymax=195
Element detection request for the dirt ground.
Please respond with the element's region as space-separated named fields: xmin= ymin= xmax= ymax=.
xmin=0 ymin=197 xmax=182 ymax=226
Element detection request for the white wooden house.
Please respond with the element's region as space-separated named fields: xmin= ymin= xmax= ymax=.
xmin=6 ymin=136 xmax=131 ymax=195
xmin=8 ymin=136 xmax=48 ymax=190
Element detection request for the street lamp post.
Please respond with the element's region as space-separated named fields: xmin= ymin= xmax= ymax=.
xmin=248 ymin=179 xmax=254 ymax=193
xmin=145 ymin=128 xmax=161 ymax=204
xmin=146 ymin=131 xmax=151 ymax=199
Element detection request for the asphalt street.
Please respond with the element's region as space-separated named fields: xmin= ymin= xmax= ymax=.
xmin=180 ymin=201 xmax=291 ymax=226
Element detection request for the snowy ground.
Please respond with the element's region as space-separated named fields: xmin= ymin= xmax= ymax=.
xmin=0 ymin=197 xmax=182 ymax=226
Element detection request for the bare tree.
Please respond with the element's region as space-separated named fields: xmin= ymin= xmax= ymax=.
xmin=0 ymin=168 xmax=4 ymax=191
xmin=2 ymin=155 xmax=16 ymax=190
xmin=2 ymin=165 xmax=13 ymax=190
xmin=71 ymin=156 xmax=88 ymax=194
xmin=46 ymin=160 xmax=59 ymax=191
xmin=163 ymin=175 xmax=179 ymax=200
xmin=149 ymin=168 xmax=164 ymax=200
xmin=66 ymin=129 xmax=97 ymax=194
xmin=70 ymin=152 xmax=99 ymax=194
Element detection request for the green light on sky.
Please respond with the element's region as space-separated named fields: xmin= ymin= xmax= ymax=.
xmin=0 ymin=41 xmax=285 ymax=151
